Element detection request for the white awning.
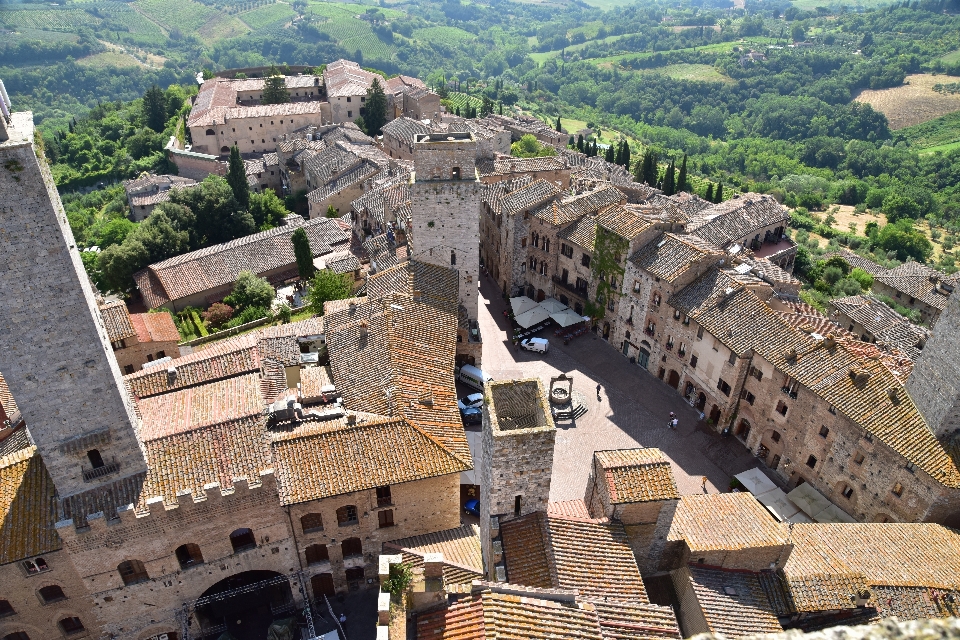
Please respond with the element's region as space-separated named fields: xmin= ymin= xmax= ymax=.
xmin=538 ymin=297 xmax=567 ymax=314
xmin=515 ymin=306 xmax=552 ymax=328
xmin=551 ymin=308 xmax=587 ymax=327
xmin=510 ymin=296 xmax=538 ymax=315
xmin=735 ymin=469 xmax=779 ymax=497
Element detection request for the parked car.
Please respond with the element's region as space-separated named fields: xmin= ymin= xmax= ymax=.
xmin=463 ymin=498 xmax=480 ymax=517
xmin=520 ymin=337 xmax=549 ymax=353
xmin=460 ymin=406 xmax=482 ymax=425
xmin=458 ymin=364 xmax=493 ymax=390
xmin=457 ymin=392 xmax=484 ymax=411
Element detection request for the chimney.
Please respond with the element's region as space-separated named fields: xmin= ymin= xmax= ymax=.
xmin=359 ymin=320 xmax=368 ymax=339
xmin=346 ymin=414 xmax=357 ymax=426
xmin=413 ymin=290 xmax=422 ymax=302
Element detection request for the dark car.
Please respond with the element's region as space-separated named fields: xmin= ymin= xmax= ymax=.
xmin=463 ymin=498 xmax=480 ymax=517
xmin=460 ymin=406 xmax=482 ymax=425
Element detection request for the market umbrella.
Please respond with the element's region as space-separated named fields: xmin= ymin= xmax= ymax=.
xmin=510 ymin=296 xmax=538 ymax=316
xmin=538 ymin=297 xmax=568 ymax=314
xmin=515 ymin=306 xmax=551 ymax=328
xmin=551 ymin=308 xmax=588 ymax=327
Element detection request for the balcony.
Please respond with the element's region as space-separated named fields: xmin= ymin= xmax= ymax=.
xmin=82 ymin=460 xmax=120 ymax=482
xmin=552 ymin=275 xmax=588 ymax=298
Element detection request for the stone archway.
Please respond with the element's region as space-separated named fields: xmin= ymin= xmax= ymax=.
xmin=941 ymin=510 xmax=960 ymax=529
xmin=696 ymin=393 xmax=706 ymax=411
xmin=667 ymin=370 xmax=680 ymax=389
xmin=709 ymin=405 xmax=721 ymax=424
xmin=194 ymin=570 xmax=293 ymax=640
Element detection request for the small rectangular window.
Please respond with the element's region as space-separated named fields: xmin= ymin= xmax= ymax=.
xmin=633 ymin=280 xmax=641 ymax=293
xmin=348 ymin=111 xmax=353 ymax=117
xmin=853 ymin=452 xmax=865 ymax=465
xmin=892 ymin=483 xmax=904 ymax=497
xmin=697 ymin=327 xmax=704 ymax=340
xmin=776 ymin=401 xmax=788 ymax=416
xmin=690 ymin=355 xmax=698 ymax=369
xmin=514 ymin=495 xmax=522 ymax=516
xmin=842 ymin=485 xmax=854 ymax=499
xmin=376 ymin=485 xmax=392 ymax=507
xmin=819 ymin=426 xmax=829 ymax=438
xmin=905 ymin=462 xmax=916 ymax=473
xmin=745 ymin=392 xmax=755 ymax=405
xmin=806 ymin=455 xmax=817 ymax=469
xmin=717 ymin=379 xmax=731 ymax=396
xmin=378 ymin=509 xmax=395 ymax=528
xmin=728 ymin=350 xmax=737 ymax=366
xmin=582 ymin=254 xmax=591 ymax=268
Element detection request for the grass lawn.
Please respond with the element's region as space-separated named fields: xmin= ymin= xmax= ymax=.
xmin=943 ymin=49 xmax=960 ymax=65
xmin=920 ymin=140 xmax=960 ymax=154
xmin=639 ymin=63 xmax=733 ymax=84
xmin=76 ymin=51 xmax=141 ymax=68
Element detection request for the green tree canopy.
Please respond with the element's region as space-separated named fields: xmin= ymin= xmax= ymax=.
xmin=292 ymin=227 xmax=315 ymax=281
xmin=170 ymin=175 xmax=255 ymax=246
xmin=248 ymin=190 xmax=289 ymax=230
xmin=225 ymin=270 xmax=275 ymax=312
xmin=875 ymin=220 xmax=933 ymax=263
xmin=363 ymin=77 xmax=388 ymax=137
xmin=226 ymin=145 xmax=250 ymax=211
xmin=882 ymin=193 xmax=921 ymax=224
xmin=511 ymin=134 xmax=558 ymax=158
xmin=97 ymin=208 xmax=191 ymax=293
xmin=142 ymin=85 xmax=167 ymax=133
xmin=261 ymin=66 xmax=290 ymax=105
xmin=307 ymin=269 xmax=352 ymax=316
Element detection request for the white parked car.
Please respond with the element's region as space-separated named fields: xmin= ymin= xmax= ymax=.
xmin=457 ymin=393 xmax=484 ymax=411
xmin=520 ymin=337 xmax=549 ymax=353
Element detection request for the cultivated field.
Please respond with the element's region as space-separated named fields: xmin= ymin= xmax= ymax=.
xmin=76 ymin=51 xmax=141 ymax=68
xmin=640 ymin=63 xmax=733 ymax=84
xmin=856 ymin=73 xmax=960 ymax=130
xmin=239 ymin=3 xmax=294 ymax=30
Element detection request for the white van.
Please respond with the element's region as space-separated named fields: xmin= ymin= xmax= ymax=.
xmin=458 ymin=364 xmax=493 ymax=390
xmin=520 ymin=337 xmax=549 ymax=353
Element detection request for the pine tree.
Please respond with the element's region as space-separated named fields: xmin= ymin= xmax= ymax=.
xmin=715 ymin=182 xmax=724 ymax=203
xmin=226 ymin=145 xmax=250 ymax=211
xmin=363 ymin=77 xmax=388 ymax=136
xmin=704 ymin=183 xmax=714 ymax=202
xmin=663 ymin=160 xmax=676 ymax=196
xmin=605 ymin=143 xmax=615 ymax=163
xmin=143 ymin=85 xmax=167 ymax=132
xmin=677 ymin=154 xmax=688 ymax=193
xmin=261 ymin=66 xmax=290 ymax=105
xmin=555 ymin=115 xmax=562 ymax=132
xmin=291 ymin=227 xmax=315 ymax=281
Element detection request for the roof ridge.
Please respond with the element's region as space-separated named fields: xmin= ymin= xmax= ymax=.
xmin=0 ymin=444 xmax=37 ymax=470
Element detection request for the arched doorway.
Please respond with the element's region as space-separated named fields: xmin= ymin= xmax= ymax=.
xmin=311 ymin=573 xmax=335 ymax=599
xmin=638 ymin=348 xmax=650 ymax=369
xmin=194 ymin=570 xmax=294 ymax=640
xmin=735 ymin=418 xmax=751 ymax=441
xmin=709 ymin=405 xmax=721 ymax=424
xmin=667 ymin=370 xmax=680 ymax=389
xmin=602 ymin=322 xmax=610 ymax=340
xmin=696 ymin=393 xmax=706 ymax=411
xmin=536 ymin=289 xmax=546 ymax=302
xmin=684 ymin=381 xmax=695 ymax=399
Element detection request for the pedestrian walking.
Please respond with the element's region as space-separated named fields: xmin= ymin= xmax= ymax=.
xmin=669 ymin=417 xmax=678 ymax=430
xmin=701 ymin=476 xmax=708 ymax=493
xmin=596 ymin=383 xmax=602 ymax=400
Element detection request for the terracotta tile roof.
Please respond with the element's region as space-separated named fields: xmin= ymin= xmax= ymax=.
xmin=385 ymin=523 xmax=483 ymax=584
xmin=684 ymin=566 xmax=784 ymax=636
xmin=187 ymin=78 xmax=238 ymax=127
xmin=417 ymin=589 xmax=604 ymax=640
xmin=687 ymin=194 xmax=788 ymax=248
xmin=306 ymin=161 xmax=380 ymax=204
xmin=822 ymin=249 xmax=887 ymax=276
xmin=99 ymin=299 xmax=136 ymax=342
xmin=589 ymin=600 xmax=681 ymax=640
xmin=324 ymin=59 xmax=379 ymax=98
xmin=830 ymin=295 xmax=929 ymax=360
xmin=630 ymin=233 xmax=723 ymax=283
xmin=547 ymin=499 xmax=606 ymax=522
xmin=385 ymin=74 xmax=426 ymax=93
xmin=140 ymin=414 xmax=270 ymax=508
xmin=595 ymin=448 xmax=679 ymax=504
xmin=667 ymin=493 xmax=789 ymax=552
xmin=596 ymin=205 xmax=653 ymax=241
xmin=0 ymin=373 xmax=19 ymax=422
xmin=125 ymin=332 xmax=261 ymax=398
xmin=501 ymin=512 xmax=649 ymax=602
xmin=124 ymin=173 xmax=195 ymax=195
xmin=134 ymin=216 xmax=347 ymax=308
xmin=60 ymin=470 xmax=147 ymax=528
xmin=0 ymin=426 xmax=29 ymax=457
xmin=670 ymin=269 xmax=960 ymax=486
xmin=558 ymin=214 xmax=597 ymax=251
xmin=137 ymin=372 xmax=266 ymax=440
xmin=737 ymin=257 xmax=800 ymax=287
xmin=872 ymin=585 xmax=960 ymax=620
xmin=533 ymin=185 xmax=626 ymax=227
xmin=231 ymin=75 xmax=322 ymax=92
xmin=381 ymin=116 xmax=429 ymax=145
xmin=0 ymin=446 xmax=61 ymax=563
xmin=189 ymin=100 xmax=328 ymax=128
xmin=874 ymin=261 xmax=953 ymax=311
xmin=270 ymin=414 xmax=468 ymax=505
xmin=130 ymin=311 xmax=180 ymax=344
xmin=483 ymin=156 xmax=567 ymax=177
xmin=499 ymin=179 xmax=561 ymax=216
xmin=325 ymin=263 xmax=469 ymax=459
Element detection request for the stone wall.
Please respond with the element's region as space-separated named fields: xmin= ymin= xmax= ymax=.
xmin=906 ymin=292 xmax=960 ymax=438
xmin=113 ymin=339 xmax=181 ymax=375
xmin=0 ymin=112 xmax=146 ymax=501
xmin=167 ymin=146 xmax=226 ymax=182
xmin=190 ymin=107 xmax=329 ymax=157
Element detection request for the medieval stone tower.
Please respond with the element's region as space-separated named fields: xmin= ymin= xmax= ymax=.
xmin=906 ymin=291 xmax=960 ymax=439
xmin=0 ymin=104 xmax=146 ymax=502
xmin=410 ymin=132 xmax=482 ymax=326
xmin=479 ymin=378 xmax=556 ymax=580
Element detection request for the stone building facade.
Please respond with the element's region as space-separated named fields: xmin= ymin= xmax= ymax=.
xmin=99 ymin=300 xmax=181 ymax=373
xmin=479 ymin=379 xmax=556 ymax=580
xmin=907 ymin=291 xmax=960 ymax=441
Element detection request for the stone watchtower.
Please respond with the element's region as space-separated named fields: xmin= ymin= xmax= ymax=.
xmin=479 ymin=379 xmax=556 ymax=580
xmin=907 ymin=291 xmax=960 ymax=438
xmin=410 ymin=132 xmax=482 ymax=328
xmin=0 ymin=97 xmax=146 ymax=503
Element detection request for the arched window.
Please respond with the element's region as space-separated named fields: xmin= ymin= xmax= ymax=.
xmin=4 ymin=632 xmax=31 ymax=640
xmin=38 ymin=585 xmax=67 ymax=603
xmin=300 ymin=513 xmax=323 ymax=534
xmin=345 ymin=567 xmax=365 ymax=581
xmin=220 ymin=146 xmax=230 ymax=154
xmin=305 ymin=544 xmax=329 ymax=565
xmin=175 ymin=544 xmax=204 ymax=569
xmin=87 ymin=449 xmax=104 ymax=469
xmin=336 ymin=505 xmax=358 ymax=527
xmin=0 ymin=599 xmax=14 ymax=617
xmin=205 ymin=129 xmax=215 ymax=135
xmin=341 ymin=537 xmax=363 ymax=558
xmin=57 ymin=617 xmax=85 ymax=635
xmin=117 ymin=560 xmax=149 ymax=586
xmin=229 ymin=528 xmax=256 ymax=553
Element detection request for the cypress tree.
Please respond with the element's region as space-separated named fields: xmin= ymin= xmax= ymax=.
xmin=576 ymin=135 xmax=584 ymax=152
xmin=704 ymin=183 xmax=714 ymax=202
xmin=677 ymin=154 xmax=688 ymax=193
xmin=643 ymin=151 xmax=658 ymax=187
xmin=663 ymin=160 xmax=676 ymax=196
xmin=633 ymin=152 xmax=645 ymax=182
xmin=499 ymin=103 xmax=503 ymax=115
xmin=226 ymin=145 xmax=250 ymax=211
xmin=605 ymin=143 xmax=615 ymax=163
xmin=143 ymin=85 xmax=167 ymax=132
xmin=715 ymin=182 xmax=724 ymax=203
xmin=555 ymin=115 xmax=562 ymax=132
xmin=569 ymin=135 xmax=575 ymax=147
xmin=291 ymin=227 xmax=315 ymax=281
xmin=613 ymin=141 xmax=622 ymax=165
xmin=363 ymin=77 xmax=388 ymax=136
xmin=621 ymin=142 xmax=630 ymax=169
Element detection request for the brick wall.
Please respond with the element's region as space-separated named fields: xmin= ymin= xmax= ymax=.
xmin=113 ymin=340 xmax=181 ymax=374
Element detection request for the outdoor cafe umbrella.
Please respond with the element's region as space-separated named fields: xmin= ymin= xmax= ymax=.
xmin=515 ymin=306 xmax=552 ymax=328
xmin=510 ymin=295 xmax=539 ymax=316
xmin=551 ymin=308 xmax=588 ymax=327
xmin=537 ymin=297 xmax=568 ymax=314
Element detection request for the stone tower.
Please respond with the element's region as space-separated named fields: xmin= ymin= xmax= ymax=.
xmin=907 ymin=291 xmax=960 ymax=438
xmin=410 ymin=132 xmax=482 ymax=326
xmin=0 ymin=102 xmax=146 ymax=502
xmin=479 ymin=378 xmax=556 ymax=580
